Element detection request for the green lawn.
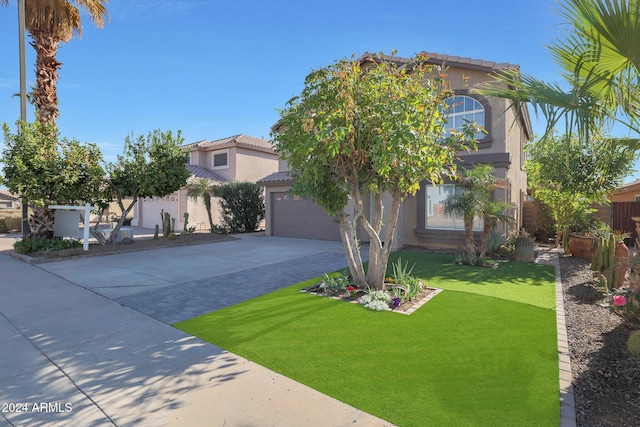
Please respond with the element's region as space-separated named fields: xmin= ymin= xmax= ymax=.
xmin=176 ymin=252 xmax=559 ymax=427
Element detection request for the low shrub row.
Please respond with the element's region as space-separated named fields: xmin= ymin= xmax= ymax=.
xmin=0 ymin=210 xmax=21 ymax=233
xmin=13 ymin=237 xmax=82 ymax=254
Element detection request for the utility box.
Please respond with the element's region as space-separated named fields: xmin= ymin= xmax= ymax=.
xmin=101 ymin=227 xmax=134 ymax=243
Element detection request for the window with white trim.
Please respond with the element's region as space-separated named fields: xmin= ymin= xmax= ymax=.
xmin=443 ymin=95 xmax=485 ymax=139
xmin=212 ymin=150 xmax=229 ymax=170
xmin=425 ymin=184 xmax=483 ymax=231
xmin=635 ymin=195 xmax=640 ymax=202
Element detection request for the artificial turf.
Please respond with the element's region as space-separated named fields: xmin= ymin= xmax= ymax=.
xmin=175 ymin=252 xmax=559 ymax=427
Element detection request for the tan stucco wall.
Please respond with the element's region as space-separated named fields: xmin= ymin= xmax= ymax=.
xmin=612 ymin=184 xmax=640 ymax=202
xmin=185 ymin=194 xmax=223 ymax=231
xmin=234 ymin=147 xmax=279 ymax=182
xmin=192 ymin=146 xmax=278 ymax=183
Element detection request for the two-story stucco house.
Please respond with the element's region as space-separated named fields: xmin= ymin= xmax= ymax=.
xmin=259 ymin=52 xmax=532 ymax=250
xmin=134 ymin=134 xmax=278 ymax=231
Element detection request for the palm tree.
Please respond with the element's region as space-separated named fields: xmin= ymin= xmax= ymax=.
xmin=478 ymin=200 xmax=513 ymax=260
xmin=1 ymin=0 xmax=109 ymax=126
xmin=444 ymin=164 xmax=513 ymax=263
xmin=187 ymin=178 xmax=216 ymax=233
xmin=477 ymin=0 xmax=640 ymax=142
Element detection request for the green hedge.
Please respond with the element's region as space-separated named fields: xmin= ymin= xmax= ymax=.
xmin=0 ymin=210 xmax=22 ymax=233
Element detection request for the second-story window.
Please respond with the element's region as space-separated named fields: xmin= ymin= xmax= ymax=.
xmin=443 ymin=95 xmax=485 ymax=139
xmin=212 ymin=151 xmax=229 ymax=169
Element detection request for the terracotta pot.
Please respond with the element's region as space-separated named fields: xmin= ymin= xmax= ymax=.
xmin=615 ymin=241 xmax=630 ymax=288
xmin=567 ymin=233 xmax=594 ymax=260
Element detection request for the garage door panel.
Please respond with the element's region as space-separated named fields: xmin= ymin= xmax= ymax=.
xmin=271 ymin=193 xmax=341 ymax=241
xmin=141 ymin=194 xmax=180 ymax=230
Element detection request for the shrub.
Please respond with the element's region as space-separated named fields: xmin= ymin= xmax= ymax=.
xmin=359 ymin=288 xmax=392 ymax=311
xmin=609 ymin=286 xmax=640 ymax=323
xmin=628 ymin=330 xmax=640 ymax=357
xmin=0 ymin=218 xmax=7 ymax=233
xmin=4 ymin=216 xmax=22 ymax=231
xmin=320 ymin=272 xmax=351 ymax=294
xmin=212 ymin=182 xmax=265 ymax=233
xmin=487 ymin=230 xmax=506 ymax=255
xmin=13 ymin=237 xmax=82 ymax=254
xmin=390 ymin=257 xmax=424 ymax=303
xmin=211 ymin=224 xmax=230 ymax=234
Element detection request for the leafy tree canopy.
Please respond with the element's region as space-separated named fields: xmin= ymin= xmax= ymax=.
xmin=101 ymin=129 xmax=190 ymax=244
xmin=526 ymin=134 xmax=636 ymax=247
xmin=273 ymin=52 xmax=479 ymax=287
xmin=1 ymin=120 xmax=105 ymax=207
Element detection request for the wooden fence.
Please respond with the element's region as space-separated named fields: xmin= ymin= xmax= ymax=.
xmin=612 ymin=201 xmax=640 ymax=246
xmin=522 ymin=200 xmax=628 ymax=242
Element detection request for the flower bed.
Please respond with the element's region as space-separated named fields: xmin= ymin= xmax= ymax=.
xmin=302 ymin=281 xmax=442 ymax=315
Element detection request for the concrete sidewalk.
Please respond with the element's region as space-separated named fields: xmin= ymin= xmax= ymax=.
xmin=0 ymin=235 xmax=391 ymax=426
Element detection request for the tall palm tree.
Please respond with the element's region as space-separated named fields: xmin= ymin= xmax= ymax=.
xmin=477 ymin=0 xmax=640 ymax=142
xmin=187 ymin=178 xmax=216 ymax=233
xmin=2 ymin=0 xmax=109 ymax=126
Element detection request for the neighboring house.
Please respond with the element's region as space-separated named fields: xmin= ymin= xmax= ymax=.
xmin=134 ymin=134 xmax=278 ymax=231
xmin=0 ymin=190 xmax=20 ymax=209
xmin=259 ymin=52 xmax=532 ymax=250
xmin=612 ymin=179 xmax=640 ymax=202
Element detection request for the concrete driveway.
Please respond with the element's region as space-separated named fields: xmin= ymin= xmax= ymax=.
xmin=0 ymin=234 xmax=389 ymax=426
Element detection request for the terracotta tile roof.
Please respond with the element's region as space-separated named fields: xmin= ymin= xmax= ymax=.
xmin=614 ymin=179 xmax=640 ymax=193
xmin=185 ymin=164 xmax=228 ymax=186
xmin=358 ymin=51 xmax=519 ymax=72
xmin=183 ymin=134 xmax=275 ymax=154
xmin=257 ymin=171 xmax=292 ymax=185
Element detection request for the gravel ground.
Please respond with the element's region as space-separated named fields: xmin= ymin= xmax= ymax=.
xmin=560 ymin=254 xmax=640 ymax=426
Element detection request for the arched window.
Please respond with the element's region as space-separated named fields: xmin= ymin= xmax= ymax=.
xmin=443 ymin=95 xmax=485 ymax=139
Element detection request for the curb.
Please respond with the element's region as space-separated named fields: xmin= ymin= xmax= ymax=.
xmin=551 ymin=249 xmax=577 ymax=427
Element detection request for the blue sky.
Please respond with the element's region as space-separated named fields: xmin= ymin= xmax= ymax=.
xmin=1 ymin=0 xmax=638 ymax=182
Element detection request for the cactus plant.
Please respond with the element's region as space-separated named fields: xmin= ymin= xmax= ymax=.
xmin=591 ymin=234 xmax=618 ymax=291
xmin=628 ymin=330 xmax=640 ymax=357
xmin=183 ymin=212 xmax=189 ymax=233
xmin=160 ymin=209 xmax=173 ymax=237
xmin=513 ymin=237 xmax=535 ymax=262
xmin=153 ymin=224 xmax=159 ymax=240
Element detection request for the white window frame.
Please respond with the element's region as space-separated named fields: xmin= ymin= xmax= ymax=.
xmin=212 ymin=149 xmax=229 ymax=170
xmin=444 ymin=95 xmax=485 ymax=139
xmin=425 ymin=184 xmax=483 ymax=231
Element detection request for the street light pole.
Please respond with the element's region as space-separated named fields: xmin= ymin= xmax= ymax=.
xmin=18 ymin=0 xmax=29 ymax=236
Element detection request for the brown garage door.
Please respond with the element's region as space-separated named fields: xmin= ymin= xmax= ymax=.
xmin=271 ymin=192 xmax=341 ymax=241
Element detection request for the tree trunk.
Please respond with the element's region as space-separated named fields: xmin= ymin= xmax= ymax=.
xmin=28 ymin=206 xmax=55 ymax=238
xmin=464 ymin=214 xmax=475 ymax=261
xmin=360 ymin=191 xmax=402 ymax=289
xmin=205 ymin=195 xmax=214 ymax=232
xmin=89 ymin=207 xmax=108 ymax=245
xmin=108 ymin=195 xmax=138 ymax=245
xmin=30 ymin=31 xmax=61 ymax=126
xmin=479 ymin=220 xmax=492 ymax=260
xmin=337 ymin=215 xmax=366 ymax=286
